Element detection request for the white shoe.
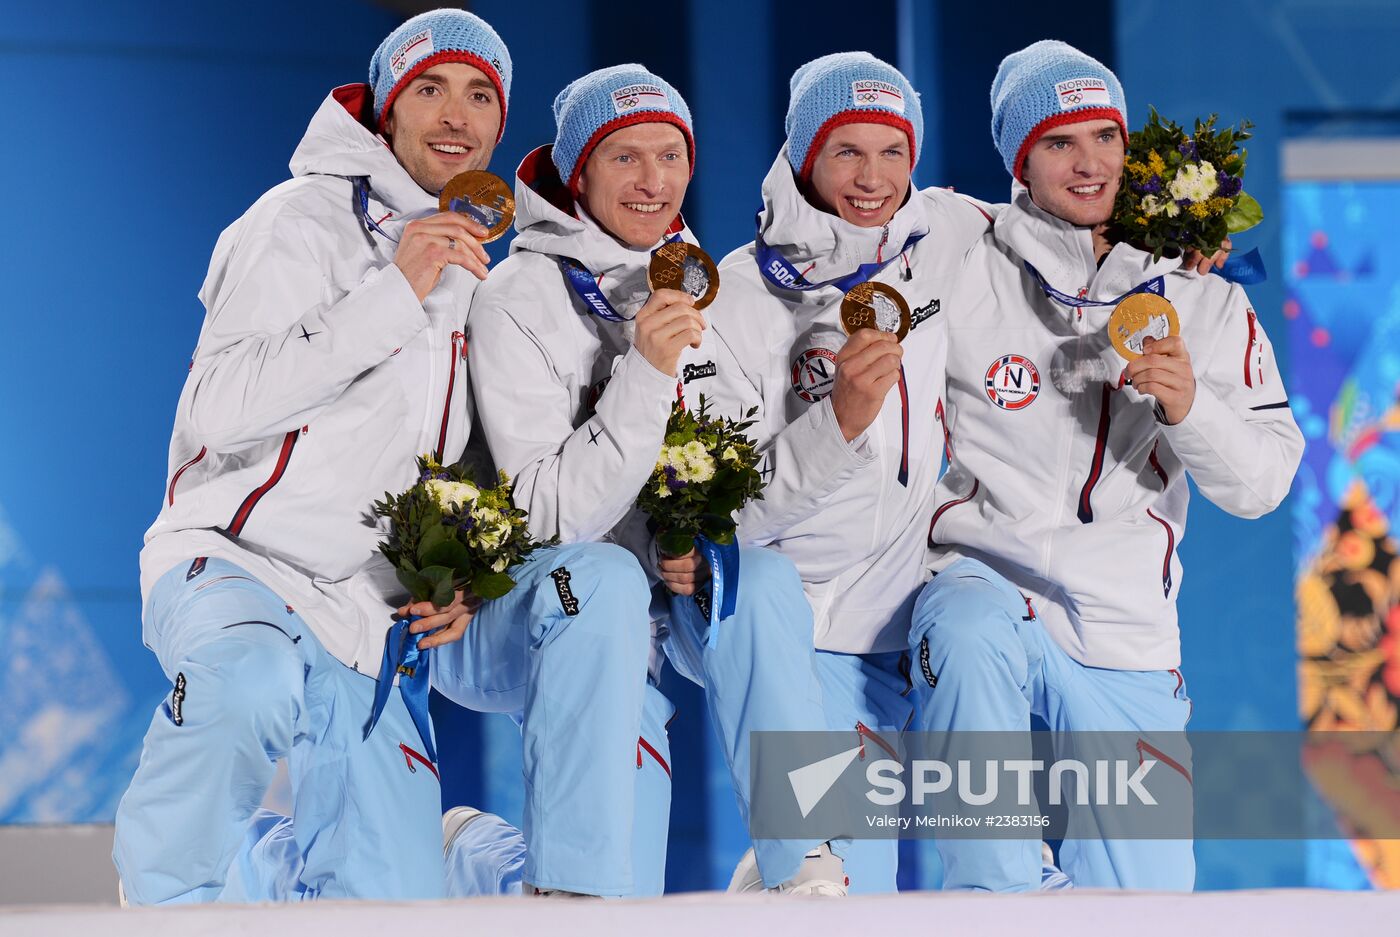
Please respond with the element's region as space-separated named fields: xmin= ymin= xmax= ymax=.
xmin=727 ymin=843 xmax=848 ymax=896
xmin=442 ymin=805 xmax=488 ymax=859
xmin=1040 ymin=842 xmax=1073 ymax=891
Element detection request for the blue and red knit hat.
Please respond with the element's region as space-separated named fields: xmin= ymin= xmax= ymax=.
xmin=551 ymin=64 xmax=694 ymax=196
xmin=990 ymin=40 xmax=1127 ymax=182
xmin=369 ymin=9 xmax=512 ymax=140
xmin=785 ymin=52 xmax=922 ymax=180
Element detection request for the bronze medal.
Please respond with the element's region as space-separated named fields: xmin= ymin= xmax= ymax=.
xmin=438 ymin=170 xmax=515 ymax=243
xmin=840 ymin=281 xmax=911 ymax=343
xmin=1108 ymin=293 xmax=1180 ymax=361
xmin=648 ymin=242 xmax=720 ymax=310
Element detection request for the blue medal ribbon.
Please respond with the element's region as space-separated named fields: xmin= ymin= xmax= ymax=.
xmin=1213 ymin=246 xmax=1267 ymax=285
xmin=697 ymin=535 xmax=741 ymax=649
xmin=364 ymin=616 xmax=436 ymax=764
xmin=559 ymin=234 xmax=684 ymax=324
xmin=753 ymin=211 xmax=926 ymax=294
xmin=1023 ymin=261 xmax=1166 ymax=308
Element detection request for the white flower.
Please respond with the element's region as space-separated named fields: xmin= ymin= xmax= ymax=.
xmin=492 ymin=555 xmax=509 ymax=573
xmin=682 ymin=441 xmax=707 ymax=462
xmin=1141 ymin=195 xmax=1165 ymax=217
xmin=424 ymin=478 xmax=479 ymax=512
xmin=687 ymin=455 xmax=716 ymax=484
xmin=721 ymin=446 xmax=740 ymax=462
xmin=656 ymin=480 xmax=672 ymax=499
xmin=1168 ymin=160 xmax=1218 ymax=204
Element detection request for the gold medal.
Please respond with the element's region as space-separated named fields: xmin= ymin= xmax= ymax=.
xmin=648 ymin=242 xmax=719 ymax=310
xmin=438 ymin=170 xmax=515 ymax=243
xmin=1108 ymin=293 xmax=1180 ymax=361
xmin=840 ymin=282 xmax=911 ymax=343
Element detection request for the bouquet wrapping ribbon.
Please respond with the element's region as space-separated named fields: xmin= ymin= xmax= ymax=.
xmin=698 ymin=534 xmax=741 ymax=649
xmin=364 ymin=616 xmax=436 ymax=764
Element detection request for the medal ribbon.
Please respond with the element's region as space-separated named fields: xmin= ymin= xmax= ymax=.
xmin=697 ymin=534 xmax=741 ymax=649
xmin=753 ymin=212 xmax=926 ymax=294
xmin=1213 ymin=247 xmax=1267 ymax=285
xmin=1023 ymin=261 xmax=1166 ymax=307
xmin=364 ymin=616 xmax=436 ymax=764
xmin=559 ymin=234 xmax=684 ymax=324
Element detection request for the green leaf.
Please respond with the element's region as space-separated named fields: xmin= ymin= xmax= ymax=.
xmin=420 ymin=565 xmax=456 ymax=608
xmin=395 ymin=567 xmax=434 ymax=603
xmin=1224 ymin=191 xmax=1263 ymax=234
xmin=419 ymin=520 xmax=450 ymax=555
xmin=422 ymin=538 xmax=471 ymax=573
xmin=658 ymin=530 xmax=696 ymax=557
xmin=470 ymin=571 xmax=517 ymax=601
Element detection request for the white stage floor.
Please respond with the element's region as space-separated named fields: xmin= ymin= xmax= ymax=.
xmin=3 ymin=889 xmax=1398 ymax=937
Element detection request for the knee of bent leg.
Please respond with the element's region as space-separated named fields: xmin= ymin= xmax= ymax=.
xmin=178 ymin=637 xmax=304 ymax=739
xmin=724 ymin=547 xmax=811 ymax=644
xmin=913 ymin=559 xmax=1025 ymax=661
xmin=538 ymin=542 xmax=651 ymax=644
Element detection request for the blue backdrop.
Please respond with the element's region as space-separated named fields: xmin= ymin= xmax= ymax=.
xmin=3 ymin=0 xmax=1397 ymax=894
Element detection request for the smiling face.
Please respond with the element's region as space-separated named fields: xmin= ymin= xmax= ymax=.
xmin=806 ymin=122 xmax=912 ymax=228
xmin=576 ymin=122 xmax=690 ymax=249
xmin=384 ymin=62 xmax=502 ymax=195
xmin=1021 ymin=118 xmax=1124 ymax=227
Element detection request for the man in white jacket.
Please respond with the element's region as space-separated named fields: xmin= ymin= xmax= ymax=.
xmin=912 ymin=40 xmax=1304 ymax=891
xmin=700 ymin=53 xmax=997 ymax=892
xmin=114 ymin=10 xmax=655 ymax=903
xmin=451 ymin=64 xmax=844 ymax=896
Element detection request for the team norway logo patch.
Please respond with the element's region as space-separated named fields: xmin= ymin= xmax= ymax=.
xmin=388 ymin=29 xmax=434 ymax=80
xmin=612 ymin=83 xmax=667 ymax=115
xmin=852 ymin=79 xmax=904 ymax=112
xmin=1054 ymin=77 xmax=1110 ymax=110
xmin=985 ymin=354 xmax=1041 ymax=410
xmin=791 ymin=348 xmax=838 ymax=402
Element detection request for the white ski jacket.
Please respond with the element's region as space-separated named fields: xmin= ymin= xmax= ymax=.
xmin=466 ymin=146 xmax=738 ymax=581
xmin=141 ymin=85 xmax=477 ymax=673
xmin=707 ymin=151 xmax=993 ymax=654
xmin=929 ymin=184 xmax=1304 ymax=670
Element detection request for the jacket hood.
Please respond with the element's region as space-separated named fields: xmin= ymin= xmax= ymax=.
xmin=509 ymin=144 xmax=693 ymax=317
xmin=996 ymin=181 xmax=1182 ymax=307
xmin=754 ymin=146 xmax=930 ymax=305
xmin=288 ymin=84 xmax=438 ymax=220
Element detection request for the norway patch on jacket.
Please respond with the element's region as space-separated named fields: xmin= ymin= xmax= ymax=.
xmin=929 ymin=185 xmax=1304 ymax=670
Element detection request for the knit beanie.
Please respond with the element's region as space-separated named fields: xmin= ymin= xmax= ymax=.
xmin=990 ymin=39 xmax=1127 ymax=182
xmin=369 ymin=8 xmax=512 ymax=140
xmin=551 ymin=64 xmax=694 ymax=196
xmin=785 ymin=52 xmax=921 ymax=180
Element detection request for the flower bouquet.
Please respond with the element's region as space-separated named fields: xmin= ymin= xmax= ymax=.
xmin=373 ymin=455 xmax=543 ymax=605
xmin=636 ymin=395 xmax=766 ymax=636
xmin=364 ymin=456 xmax=548 ymax=760
xmin=1111 ymin=107 xmax=1263 ymax=260
xmin=636 ymin=396 xmax=765 ymax=559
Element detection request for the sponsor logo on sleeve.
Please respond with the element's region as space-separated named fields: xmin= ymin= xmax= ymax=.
xmin=612 ymin=83 xmax=668 ymax=115
xmin=852 ymin=79 xmax=905 ymax=113
xmin=1053 ymin=77 xmax=1111 ymax=110
xmin=389 ymin=29 xmax=434 ymax=80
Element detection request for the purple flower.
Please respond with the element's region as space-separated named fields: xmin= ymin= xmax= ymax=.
xmin=1178 ymin=139 xmax=1198 ymax=160
xmin=666 ymin=475 xmax=687 ymax=492
xmin=1175 ymin=197 xmax=1192 ymax=208
xmin=1216 ymin=172 xmax=1242 ymax=197
xmin=1131 ymin=175 xmax=1163 ymax=195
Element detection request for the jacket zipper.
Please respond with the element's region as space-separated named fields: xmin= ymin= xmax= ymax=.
xmin=1145 ymin=508 xmax=1175 ymax=598
xmin=1243 ymin=309 xmax=1257 ymax=389
xmin=855 ymin=721 xmax=899 ymax=760
xmin=168 ymin=446 xmax=207 ymax=505
xmin=927 ymin=479 xmax=980 ymax=548
xmin=433 ymin=330 xmax=466 ymax=462
xmin=400 ymin=741 xmax=440 ymax=780
xmin=1137 ymin=737 xmax=1191 ymax=783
